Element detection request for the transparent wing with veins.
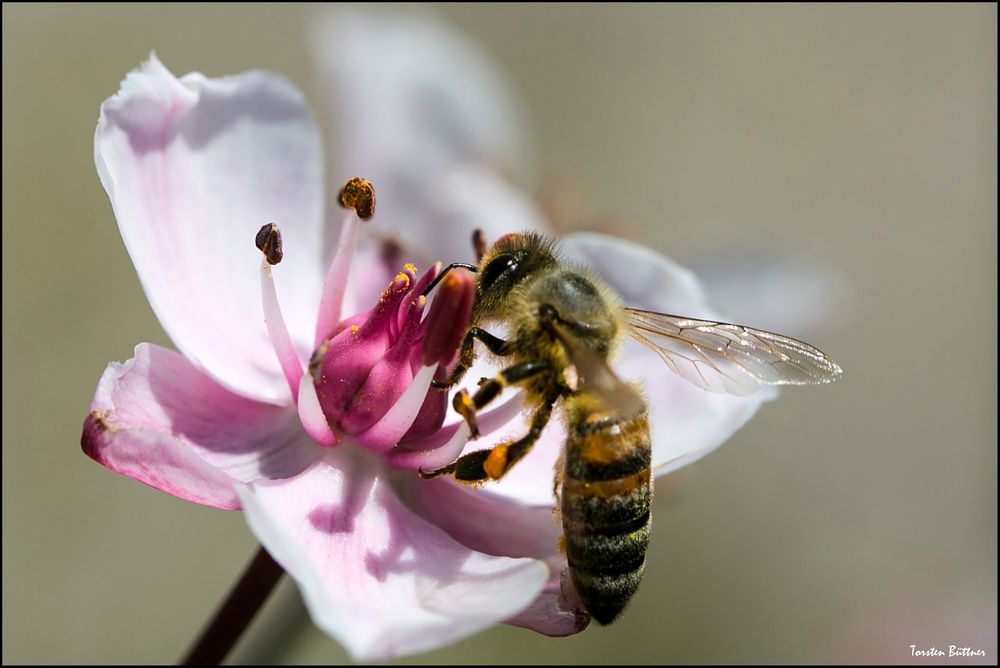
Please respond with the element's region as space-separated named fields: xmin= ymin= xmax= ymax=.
xmin=623 ymin=308 xmax=843 ymax=396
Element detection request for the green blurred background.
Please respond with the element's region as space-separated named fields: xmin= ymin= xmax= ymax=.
xmin=2 ymin=3 xmax=996 ymax=664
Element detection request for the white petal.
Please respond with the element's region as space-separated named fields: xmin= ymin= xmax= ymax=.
xmin=395 ymin=476 xmax=589 ymax=636
xmin=560 ymin=232 xmax=712 ymax=316
xmin=311 ymin=9 xmax=544 ymax=263
xmin=238 ymin=451 xmax=548 ymax=660
xmin=313 ymin=7 xmax=528 ymax=182
xmin=95 ymin=55 xmax=324 ymax=404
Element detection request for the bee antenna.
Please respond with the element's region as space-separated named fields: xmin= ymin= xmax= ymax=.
xmin=420 ymin=262 xmax=478 ymax=297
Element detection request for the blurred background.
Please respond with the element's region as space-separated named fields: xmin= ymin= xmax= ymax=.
xmin=2 ymin=3 xmax=996 ymax=664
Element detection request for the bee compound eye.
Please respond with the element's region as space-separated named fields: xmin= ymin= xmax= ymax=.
xmin=479 ymin=253 xmax=520 ymax=291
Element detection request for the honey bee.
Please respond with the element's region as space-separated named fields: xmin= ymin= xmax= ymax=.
xmin=420 ymin=231 xmax=842 ymax=624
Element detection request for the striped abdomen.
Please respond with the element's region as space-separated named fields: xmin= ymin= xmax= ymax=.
xmin=561 ymin=408 xmax=652 ymax=625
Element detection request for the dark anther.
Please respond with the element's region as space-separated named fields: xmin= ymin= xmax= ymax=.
xmin=255 ymin=223 xmax=283 ymax=265
xmin=339 ymin=177 xmax=376 ymax=220
xmin=472 ymin=228 xmax=487 ymax=262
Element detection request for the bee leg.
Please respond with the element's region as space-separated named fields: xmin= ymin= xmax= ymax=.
xmin=481 ymin=394 xmax=557 ymax=480
xmin=453 ymin=360 xmax=548 ymax=438
xmin=452 ymin=388 xmax=481 ymax=438
xmin=420 ymin=393 xmax=558 ymax=483
xmin=431 ymin=328 xmax=513 ymax=389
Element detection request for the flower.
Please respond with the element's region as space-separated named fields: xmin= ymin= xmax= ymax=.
xmin=82 ymin=10 xmax=777 ymax=663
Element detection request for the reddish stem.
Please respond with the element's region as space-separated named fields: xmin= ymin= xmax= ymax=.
xmin=181 ymin=546 xmax=284 ymax=665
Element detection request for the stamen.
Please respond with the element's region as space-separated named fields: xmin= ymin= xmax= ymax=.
xmin=256 ymin=224 xmax=303 ymax=400
xmin=315 ymin=177 xmax=377 ymax=348
xmin=338 ymin=177 xmax=376 ymax=220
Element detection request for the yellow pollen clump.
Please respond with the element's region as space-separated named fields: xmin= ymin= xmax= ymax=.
xmin=403 ymin=262 xmax=417 ymax=274
xmin=350 ymin=324 xmax=360 ymax=335
xmin=394 ymin=272 xmax=411 ymax=289
xmin=484 ymin=444 xmax=510 ymax=480
xmin=338 ymin=177 xmax=376 ymax=220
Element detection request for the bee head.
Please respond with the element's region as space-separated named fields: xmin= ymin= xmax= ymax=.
xmin=473 ymin=232 xmax=558 ymax=317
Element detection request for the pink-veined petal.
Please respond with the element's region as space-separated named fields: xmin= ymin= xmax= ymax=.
xmin=395 ymin=475 xmax=589 ymax=637
xmin=560 ymin=233 xmax=778 ymax=473
xmin=237 ymin=451 xmax=549 ymax=660
xmin=82 ymin=343 xmax=321 ymax=509
xmin=94 ymin=54 xmax=324 ymax=405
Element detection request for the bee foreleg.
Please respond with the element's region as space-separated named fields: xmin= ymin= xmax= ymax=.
xmin=422 ymin=391 xmax=558 ymax=484
xmin=469 ymin=328 xmax=512 ymax=356
xmin=431 ymin=327 xmax=514 ymax=389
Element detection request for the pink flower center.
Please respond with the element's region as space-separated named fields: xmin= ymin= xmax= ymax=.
xmin=255 ymin=178 xmax=474 ymax=454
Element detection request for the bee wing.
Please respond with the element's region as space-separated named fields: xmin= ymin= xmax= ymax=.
xmin=550 ymin=320 xmax=647 ymax=420
xmin=623 ymin=307 xmax=843 ymax=396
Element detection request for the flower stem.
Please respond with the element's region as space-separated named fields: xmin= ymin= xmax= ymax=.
xmin=181 ymin=546 xmax=284 ymax=665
